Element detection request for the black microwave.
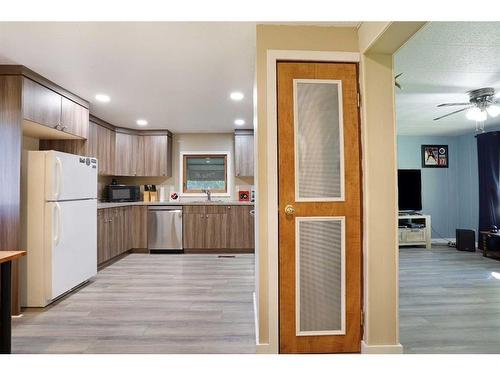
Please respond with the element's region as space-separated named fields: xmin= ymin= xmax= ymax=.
xmin=106 ymin=185 xmax=140 ymax=202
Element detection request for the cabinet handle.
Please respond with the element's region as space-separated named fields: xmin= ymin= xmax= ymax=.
xmin=200 ymin=214 xmax=204 ymax=218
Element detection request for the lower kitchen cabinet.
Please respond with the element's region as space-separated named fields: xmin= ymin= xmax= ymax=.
xmin=183 ymin=208 xmax=205 ymax=249
xmin=131 ymin=206 xmax=148 ymax=249
xmin=227 ymin=206 xmax=255 ymax=249
xmin=97 ymin=206 xmax=147 ymax=266
xmin=183 ymin=205 xmax=254 ymax=251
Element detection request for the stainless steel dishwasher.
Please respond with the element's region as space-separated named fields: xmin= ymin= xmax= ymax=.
xmin=148 ymin=206 xmax=183 ymax=252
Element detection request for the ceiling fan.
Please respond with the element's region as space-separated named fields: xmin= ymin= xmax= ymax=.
xmin=433 ymin=88 xmax=500 ymax=128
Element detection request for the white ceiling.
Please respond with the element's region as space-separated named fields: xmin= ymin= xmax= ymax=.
xmin=395 ymin=22 xmax=500 ymax=136
xmin=0 ymin=22 xmax=256 ymax=132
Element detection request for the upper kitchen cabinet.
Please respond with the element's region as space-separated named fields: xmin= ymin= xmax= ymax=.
xmin=20 ymin=72 xmax=89 ymax=140
xmin=234 ymin=129 xmax=254 ymax=177
xmin=114 ymin=132 xmax=134 ymax=176
xmin=94 ymin=121 xmax=115 ymax=175
xmin=61 ymin=96 xmax=89 ymax=139
xmin=114 ymin=131 xmax=145 ymax=176
xmin=22 ymin=77 xmax=61 ymax=128
xmin=143 ymin=135 xmax=172 ymax=177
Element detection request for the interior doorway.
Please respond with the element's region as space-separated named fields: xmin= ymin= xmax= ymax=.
xmin=395 ymin=22 xmax=500 ymax=353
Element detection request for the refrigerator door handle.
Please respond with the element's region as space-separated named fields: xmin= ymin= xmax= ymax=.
xmin=54 ymin=202 xmax=62 ymax=246
xmin=54 ymin=156 xmax=63 ymax=200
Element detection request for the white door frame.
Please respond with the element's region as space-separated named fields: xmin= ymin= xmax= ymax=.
xmin=262 ymin=50 xmax=361 ymax=353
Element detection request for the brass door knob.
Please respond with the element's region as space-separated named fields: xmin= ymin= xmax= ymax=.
xmin=284 ymin=205 xmax=295 ymax=215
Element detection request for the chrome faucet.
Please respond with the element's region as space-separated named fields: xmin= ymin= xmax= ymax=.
xmin=202 ymin=188 xmax=212 ymax=201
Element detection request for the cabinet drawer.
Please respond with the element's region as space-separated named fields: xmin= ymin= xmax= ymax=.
xmin=206 ymin=206 xmax=228 ymax=214
xmin=402 ymin=228 xmax=426 ymax=242
xmin=184 ymin=205 xmax=206 ymax=214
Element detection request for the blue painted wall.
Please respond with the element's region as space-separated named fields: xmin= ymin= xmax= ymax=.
xmin=398 ymin=129 xmax=500 ymax=239
xmin=397 ymin=136 xmax=460 ymax=238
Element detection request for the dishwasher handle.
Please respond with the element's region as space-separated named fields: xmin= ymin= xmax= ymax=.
xmin=148 ymin=207 xmax=183 ymax=213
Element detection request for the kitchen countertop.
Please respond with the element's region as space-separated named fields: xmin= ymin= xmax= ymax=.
xmin=97 ymin=201 xmax=255 ymax=209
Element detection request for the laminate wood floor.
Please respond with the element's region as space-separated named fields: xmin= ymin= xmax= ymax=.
xmin=12 ymin=253 xmax=256 ymax=354
xmin=400 ymin=245 xmax=500 ymax=353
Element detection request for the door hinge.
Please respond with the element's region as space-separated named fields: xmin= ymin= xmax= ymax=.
xmin=357 ymin=91 xmax=361 ymax=108
xmin=361 ymin=310 xmax=365 ymax=327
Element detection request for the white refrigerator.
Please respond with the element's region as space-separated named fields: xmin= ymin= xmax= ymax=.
xmin=22 ymin=151 xmax=98 ymax=307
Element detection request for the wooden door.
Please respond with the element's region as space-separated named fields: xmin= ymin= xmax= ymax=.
xmin=61 ymin=96 xmax=89 ymax=139
xmin=227 ymin=205 xmax=255 ymax=249
xmin=143 ymin=135 xmax=169 ymax=176
xmin=22 ymin=77 xmax=61 ymax=128
xmin=278 ymin=62 xmax=362 ymax=353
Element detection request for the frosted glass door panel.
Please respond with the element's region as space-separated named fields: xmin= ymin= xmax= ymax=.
xmin=294 ymin=80 xmax=345 ymax=201
xmin=296 ymin=217 xmax=345 ymax=336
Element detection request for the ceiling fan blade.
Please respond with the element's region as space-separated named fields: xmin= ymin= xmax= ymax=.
xmin=437 ymin=103 xmax=471 ymax=107
xmin=433 ymin=107 xmax=471 ymax=121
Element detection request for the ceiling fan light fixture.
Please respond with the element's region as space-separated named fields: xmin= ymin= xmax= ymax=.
xmin=487 ymin=105 xmax=500 ymax=118
xmin=466 ymin=107 xmax=487 ymax=122
xmin=466 ymin=107 xmax=481 ymax=121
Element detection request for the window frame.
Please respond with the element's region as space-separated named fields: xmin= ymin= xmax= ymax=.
xmin=182 ymin=153 xmax=228 ymax=194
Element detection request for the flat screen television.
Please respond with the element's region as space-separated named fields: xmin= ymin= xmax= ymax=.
xmin=398 ymin=169 xmax=422 ymax=212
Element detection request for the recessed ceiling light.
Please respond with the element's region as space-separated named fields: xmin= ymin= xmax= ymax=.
xmin=230 ymin=92 xmax=244 ymax=101
xmin=136 ymin=119 xmax=148 ymax=126
xmin=234 ymin=119 xmax=245 ymax=126
xmin=95 ymin=94 xmax=110 ymax=103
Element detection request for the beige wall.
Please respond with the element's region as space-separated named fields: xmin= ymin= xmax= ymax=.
xmin=104 ymin=133 xmax=253 ymax=201
xmin=256 ymin=22 xmax=424 ymax=353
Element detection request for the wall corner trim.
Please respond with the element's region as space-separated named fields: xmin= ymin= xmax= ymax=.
xmin=361 ymin=341 xmax=404 ymax=354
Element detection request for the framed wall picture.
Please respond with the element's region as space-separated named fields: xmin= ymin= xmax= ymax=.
xmin=421 ymin=145 xmax=448 ymax=168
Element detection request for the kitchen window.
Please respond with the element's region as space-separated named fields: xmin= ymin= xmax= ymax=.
xmin=182 ymin=154 xmax=228 ymax=193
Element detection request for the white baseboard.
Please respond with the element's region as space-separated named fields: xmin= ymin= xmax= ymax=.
xmin=361 ymin=341 xmax=403 ymax=354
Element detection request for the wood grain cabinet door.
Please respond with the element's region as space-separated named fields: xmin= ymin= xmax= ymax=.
xmin=205 ymin=206 xmax=228 ymax=249
xmin=85 ymin=121 xmax=99 ymax=159
xmin=114 ymin=132 xmax=133 ymax=176
xmin=97 ymin=210 xmax=108 ymax=265
xmin=234 ymin=131 xmax=254 ymax=177
xmin=143 ymin=135 xmax=169 ymax=176
xmin=61 ymin=96 xmax=89 ymax=139
xmin=132 ymin=135 xmax=145 ymax=176
xmin=96 ymin=123 xmax=115 ymax=175
xmin=227 ymin=206 xmax=255 ymax=249
xmin=183 ymin=213 xmax=205 ymax=249
xmin=22 ymin=77 xmax=61 ymax=128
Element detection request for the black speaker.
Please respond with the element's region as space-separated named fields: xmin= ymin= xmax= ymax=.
xmin=456 ymin=229 xmax=476 ymax=252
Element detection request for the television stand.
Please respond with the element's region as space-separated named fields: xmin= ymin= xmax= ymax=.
xmin=398 ymin=214 xmax=431 ymax=249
